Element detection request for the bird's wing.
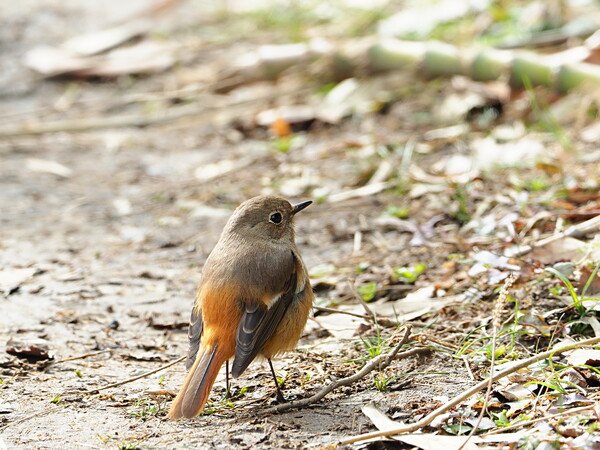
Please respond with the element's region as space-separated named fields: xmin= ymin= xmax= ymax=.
xmin=231 ymin=252 xmax=298 ymax=377
xmin=186 ymin=306 xmax=204 ymax=370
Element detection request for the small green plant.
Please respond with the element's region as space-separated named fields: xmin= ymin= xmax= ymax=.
xmin=524 ymin=175 xmax=550 ymax=192
xmin=127 ymin=398 xmax=167 ymax=418
xmin=372 ymin=372 xmax=394 ymax=392
xmin=526 ymin=378 xmax=567 ymax=395
xmin=546 ymin=261 xmax=600 ymax=316
xmin=548 ymin=286 xmax=563 ymax=296
xmin=50 ymin=394 xmax=61 ymax=404
xmin=227 ymin=386 xmax=248 ymax=398
xmin=300 ymin=374 xmax=312 ymax=388
xmin=118 ymin=440 xmax=144 ymax=450
xmin=385 ymin=205 xmax=410 ymax=219
xmin=74 ymin=369 xmax=83 ymax=378
xmin=393 ymin=263 xmax=426 ymax=283
xmin=355 ymin=261 xmax=370 ymax=274
xmin=199 ymin=397 xmax=236 ymax=416
xmin=524 ymin=78 xmax=573 ymax=151
xmin=490 ymin=410 xmax=510 ymax=427
xmin=273 ymin=136 xmax=293 ymax=153
xmin=357 ymin=281 xmax=378 ymax=302
xmin=357 ymin=322 xmax=386 ymax=360
xmin=452 ymin=183 xmax=471 ymax=223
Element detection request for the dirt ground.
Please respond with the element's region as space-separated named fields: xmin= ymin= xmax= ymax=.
xmin=2 ymin=1 xmax=600 ymax=449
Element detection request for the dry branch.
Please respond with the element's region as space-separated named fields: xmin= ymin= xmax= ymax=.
xmin=506 ymin=215 xmax=600 ymax=258
xmin=62 ymin=355 xmax=185 ymax=395
xmin=340 ymin=336 xmax=600 ymax=445
xmin=261 ymin=326 xmax=422 ymax=415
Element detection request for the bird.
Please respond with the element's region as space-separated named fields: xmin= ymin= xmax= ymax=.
xmin=168 ymin=195 xmax=314 ymax=419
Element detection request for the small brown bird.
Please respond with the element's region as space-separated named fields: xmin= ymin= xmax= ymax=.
xmin=168 ymin=195 xmax=314 ymax=419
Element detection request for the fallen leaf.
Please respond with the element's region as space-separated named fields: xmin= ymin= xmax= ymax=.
xmin=468 ymin=251 xmax=520 ymax=278
xmin=25 ymin=158 xmax=72 ymax=178
xmin=392 ymin=433 xmax=481 ymax=450
xmin=471 ymin=137 xmax=545 ymax=170
xmin=530 ymin=237 xmax=588 ymax=264
xmin=495 ymin=383 xmax=535 ymax=401
xmin=148 ymin=314 xmax=187 ymax=330
xmin=362 ymin=403 xmax=402 ymax=431
xmin=369 ymin=288 xmax=461 ymax=321
xmin=310 ymin=313 xmax=363 ymax=340
xmin=0 ymin=268 xmax=37 ymax=296
xmin=577 ymin=264 xmax=600 ymax=296
xmin=63 ymin=20 xmax=152 ymax=56
xmin=79 ymin=40 xmax=177 ymax=77
xmin=24 ymin=45 xmax=92 ymax=76
xmin=25 ymin=40 xmax=177 ymax=78
xmin=6 ymin=339 xmax=52 ymax=360
xmin=566 ymin=349 xmax=600 ymax=367
xmin=256 ymin=105 xmax=315 ymax=132
xmin=123 ymin=352 xmax=167 ymax=362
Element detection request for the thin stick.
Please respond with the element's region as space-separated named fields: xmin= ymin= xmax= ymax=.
xmin=461 ymin=356 xmax=475 ymax=381
xmin=261 ymin=326 xmax=417 ymax=414
xmin=313 ymin=305 xmax=373 ymax=320
xmin=507 ymin=215 xmax=600 ymax=257
xmin=340 ymin=336 xmax=600 ymax=445
xmin=51 ymin=349 xmax=111 ymax=364
xmin=64 ymin=356 xmax=185 ymax=395
xmin=347 ymin=280 xmax=376 ymax=319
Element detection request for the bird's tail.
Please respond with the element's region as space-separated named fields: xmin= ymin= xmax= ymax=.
xmin=168 ymin=344 xmax=226 ymax=419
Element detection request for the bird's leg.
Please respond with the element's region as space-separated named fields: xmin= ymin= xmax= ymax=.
xmin=267 ymin=358 xmax=285 ymax=402
xmin=225 ymin=360 xmax=231 ymax=398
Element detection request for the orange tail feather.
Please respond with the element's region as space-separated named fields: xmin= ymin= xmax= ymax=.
xmin=168 ymin=345 xmax=227 ymax=419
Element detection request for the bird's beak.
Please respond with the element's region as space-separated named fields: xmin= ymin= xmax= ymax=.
xmin=292 ymin=200 xmax=312 ymax=215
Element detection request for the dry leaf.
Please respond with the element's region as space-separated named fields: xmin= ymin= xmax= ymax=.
xmin=63 ymin=20 xmax=151 ymax=56
xmin=78 ymin=41 xmax=177 ymax=77
xmin=362 ymin=403 xmax=403 ymax=431
xmin=369 ymin=288 xmax=460 ymax=321
xmin=6 ymin=339 xmax=52 ymax=360
xmin=0 ymin=268 xmax=37 ymax=296
xmin=566 ymin=349 xmax=600 ymax=367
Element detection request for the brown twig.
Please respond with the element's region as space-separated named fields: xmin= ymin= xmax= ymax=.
xmin=261 ymin=326 xmax=417 ymax=415
xmin=461 ymin=356 xmax=475 ymax=381
xmin=347 ymin=279 xmax=376 ymax=319
xmin=340 ymin=336 xmax=600 ymax=445
xmin=313 ymin=305 xmax=373 ymax=320
xmin=63 ymin=355 xmax=185 ymax=395
xmin=506 ymin=215 xmax=600 ymax=257
xmin=51 ymin=349 xmax=111 ymax=364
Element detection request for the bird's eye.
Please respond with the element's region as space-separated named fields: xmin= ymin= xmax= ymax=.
xmin=269 ymin=212 xmax=283 ymax=224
